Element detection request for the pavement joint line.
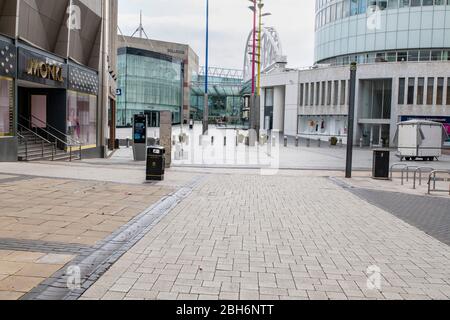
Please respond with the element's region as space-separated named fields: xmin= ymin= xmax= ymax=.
xmin=20 ymin=174 xmax=205 ymax=300
xmin=329 ymin=176 xmax=450 ymax=246
xmin=0 ymin=175 xmax=36 ymax=184
xmin=0 ymin=238 xmax=92 ymax=255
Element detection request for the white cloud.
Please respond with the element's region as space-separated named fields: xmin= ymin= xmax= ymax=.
xmin=118 ymin=0 xmax=315 ymax=70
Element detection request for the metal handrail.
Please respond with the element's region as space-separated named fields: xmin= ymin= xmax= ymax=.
xmin=17 ymin=132 xmax=28 ymax=160
xmin=413 ymin=167 xmax=435 ymax=189
xmin=427 ymin=170 xmax=450 ymax=195
xmin=390 ymin=163 xmax=408 ymax=180
xmin=26 ymin=114 xmax=82 ymax=146
xmin=18 ymin=124 xmax=56 ymax=161
xmin=19 ymin=115 xmax=82 ymax=161
xmin=401 ymin=165 xmax=420 ymax=185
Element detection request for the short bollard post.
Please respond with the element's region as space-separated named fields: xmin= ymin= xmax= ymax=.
xmin=339 ymin=138 xmax=343 ymax=147
xmin=211 ymin=136 xmax=214 ymax=146
xmin=126 ymin=137 xmax=130 ymax=148
xmin=224 ymin=137 xmax=227 ymax=146
xmin=307 ymin=138 xmax=310 ymax=147
xmin=318 ymin=139 xmax=321 ymax=148
xmin=295 ymin=136 xmax=299 ymax=147
xmin=360 ymin=137 xmax=363 ymax=148
xmin=284 ymin=136 xmax=288 ymax=147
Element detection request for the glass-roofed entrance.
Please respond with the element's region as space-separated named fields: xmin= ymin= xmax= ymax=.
xmin=190 ymin=67 xmax=251 ymax=125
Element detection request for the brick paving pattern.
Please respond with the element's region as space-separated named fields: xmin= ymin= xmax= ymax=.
xmin=82 ymin=174 xmax=450 ymax=300
xmin=346 ymin=187 xmax=450 ymax=246
xmin=0 ymin=175 xmax=173 ymax=300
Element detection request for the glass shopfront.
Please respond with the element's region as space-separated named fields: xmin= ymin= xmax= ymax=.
xmin=67 ymin=91 xmax=97 ymax=147
xmin=0 ymin=78 xmax=13 ymax=137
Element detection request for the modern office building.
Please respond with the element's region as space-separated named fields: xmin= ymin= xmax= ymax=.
xmin=0 ymin=0 xmax=118 ymax=162
xmin=117 ymin=36 xmax=199 ymax=126
xmin=261 ymin=0 xmax=450 ymax=147
xmin=190 ymin=67 xmax=248 ymax=124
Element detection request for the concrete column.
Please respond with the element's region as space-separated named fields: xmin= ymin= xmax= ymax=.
xmin=273 ymin=86 xmax=285 ymax=132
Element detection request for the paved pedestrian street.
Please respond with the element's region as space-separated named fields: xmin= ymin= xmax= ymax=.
xmin=80 ymin=172 xmax=450 ymax=301
xmin=0 ymin=174 xmax=174 ymax=299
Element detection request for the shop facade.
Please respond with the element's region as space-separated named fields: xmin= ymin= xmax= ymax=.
xmin=0 ymin=0 xmax=118 ymax=162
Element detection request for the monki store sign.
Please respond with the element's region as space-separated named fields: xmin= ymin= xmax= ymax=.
xmin=26 ymin=58 xmax=64 ymax=82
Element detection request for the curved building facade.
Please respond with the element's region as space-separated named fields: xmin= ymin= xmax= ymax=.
xmin=315 ymin=0 xmax=450 ymax=65
xmin=260 ymin=0 xmax=450 ymax=148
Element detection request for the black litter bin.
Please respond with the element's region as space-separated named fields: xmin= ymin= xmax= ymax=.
xmin=146 ymin=146 xmax=165 ymax=181
xmin=373 ymin=149 xmax=390 ymax=180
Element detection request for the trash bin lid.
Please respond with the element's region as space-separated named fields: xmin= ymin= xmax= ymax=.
xmin=147 ymin=146 xmax=165 ymax=155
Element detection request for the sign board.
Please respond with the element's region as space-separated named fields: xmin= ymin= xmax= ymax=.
xmin=116 ymin=89 xmax=122 ymax=96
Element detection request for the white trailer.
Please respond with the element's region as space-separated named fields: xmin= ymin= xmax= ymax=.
xmin=394 ymin=120 xmax=449 ymax=161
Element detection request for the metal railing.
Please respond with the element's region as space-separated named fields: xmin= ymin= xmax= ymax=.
xmin=427 ymin=170 xmax=450 ymax=195
xmin=18 ymin=123 xmax=56 ymax=161
xmin=17 ymin=132 xmax=28 ymax=160
xmin=390 ymin=163 xmax=408 ymax=180
xmin=401 ymin=166 xmax=420 ymax=185
xmin=19 ymin=115 xmax=82 ymax=161
xmin=413 ymin=167 xmax=435 ymax=189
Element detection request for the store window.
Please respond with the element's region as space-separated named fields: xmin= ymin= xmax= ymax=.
xmin=0 ymin=78 xmax=13 ymax=137
xmin=67 ymin=91 xmax=97 ymax=146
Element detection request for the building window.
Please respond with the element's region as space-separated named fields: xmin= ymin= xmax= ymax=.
xmin=310 ymin=83 xmax=315 ymax=106
xmin=305 ymin=83 xmax=309 ymax=106
xmin=427 ymin=78 xmax=435 ymax=105
xmin=340 ymin=80 xmax=346 ymax=105
xmin=316 ymin=82 xmax=320 ymax=106
xmin=67 ymin=91 xmax=97 ymax=146
xmin=327 ymin=81 xmax=332 ymax=105
xmin=437 ymin=78 xmax=444 ymax=105
xmin=0 ymin=78 xmax=13 ymax=137
xmin=398 ymin=78 xmax=405 ymax=105
xmin=407 ymin=78 xmax=415 ymax=105
xmin=447 ymin=78 xmax=450 ymax=105
xmin=321 ymin=81 xmax=326 ymax=106
xmin=333 ymin=80 xmax=339 ymax=105
xmin=417 ymin=78 xmax=424 ymax=105
xmin=299 ymin=84 xmax=304 ymax=106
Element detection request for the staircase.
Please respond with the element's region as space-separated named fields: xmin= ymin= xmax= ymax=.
xmin=17 ymin=115 xmax=82 ymax=162
xmin=18 ymin=130 xmax=80 ymax=162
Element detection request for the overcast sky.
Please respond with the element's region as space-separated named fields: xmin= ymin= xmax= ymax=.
xmin=118 ymin=0 xmax=316 ymax=70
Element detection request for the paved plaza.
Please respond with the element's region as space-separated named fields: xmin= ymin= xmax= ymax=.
xmin=0 ymin=144 xmax=449 ymax=300
xmin=118 ymin=126 xmax=450 ymax=171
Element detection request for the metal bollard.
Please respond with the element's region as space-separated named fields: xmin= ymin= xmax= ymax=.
xmin=318 ymin=139 xmax=321 ymax=148
xmin=360 ymin=138 xmax=363 ymax=148
xmin=306 ymin=138 xmax=310 ymax=147
xmin=284 ymin=136 xmax=288 ymax=147
xmin=339 ymin=138 xmax=343 ymax=147
xmin=295 ymin=136 xmax=299 ymax=147
xmin=126 ymin=138 xmax=130 ymax=148
xmin=211 ymin=136 xmax=214 ymax=145
xmin=224 ymin=137 xmax=227 ymax=146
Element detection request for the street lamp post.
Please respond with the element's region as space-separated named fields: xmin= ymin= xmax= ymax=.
xmin=247 ymin=0 xmax=257 ymax=132
xmin=346 ymin=62 xmax=357 ymax=178
xmin=256 ymin=1 xmax=271 ymax=136
xmin=203 ymin=0 xmax=209 ymax=135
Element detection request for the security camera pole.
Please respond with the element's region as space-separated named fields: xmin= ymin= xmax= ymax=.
xmin=346 ymin=62 xmax=357 ymax=179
